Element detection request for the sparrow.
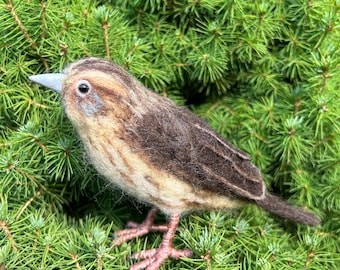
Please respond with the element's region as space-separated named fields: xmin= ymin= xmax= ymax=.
xmin=29 ymin=57 xmax=320 ymax=270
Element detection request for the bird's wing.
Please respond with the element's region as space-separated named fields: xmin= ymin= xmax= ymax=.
xmin=130 ymin=105 xmax=265 ymax=201
xmin=189 ymin=122 xmax=265 ymax=200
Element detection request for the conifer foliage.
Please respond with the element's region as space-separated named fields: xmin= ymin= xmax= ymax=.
xmin=1 ymin=0 xmax=339 ymax=269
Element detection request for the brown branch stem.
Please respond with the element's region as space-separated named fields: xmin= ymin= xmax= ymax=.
xmin=102 ymin=24 xmax=110 ymax=58
xmin=6 ymin=3 xmax=37 ymax=49
xmin=15 ymin=190 xmax=42 ymax=221
xmin=0 ymin=221 xmax=18 ymax=253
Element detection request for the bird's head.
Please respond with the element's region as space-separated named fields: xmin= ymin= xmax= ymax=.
xmin=30 ymin=58 xmax=144 ymax=129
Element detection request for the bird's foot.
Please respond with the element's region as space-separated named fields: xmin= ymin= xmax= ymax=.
xmin=112 ymin=208 xmax=193 ymax=270
xmin=130 ymin=245 xmax=193 ymax=270
xmin=111 ymin=207 xmax=167 ymax=246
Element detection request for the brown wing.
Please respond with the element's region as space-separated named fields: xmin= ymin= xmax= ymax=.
xmin=130 ymin=105 xmax=265 ymax=201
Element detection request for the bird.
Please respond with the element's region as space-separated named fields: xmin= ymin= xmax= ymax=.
xmin=29 ymin=57 xmax=320 ymax=270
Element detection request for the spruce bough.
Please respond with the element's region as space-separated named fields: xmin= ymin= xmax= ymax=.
xmin=0 ymin=0 xmax=339 ymax=269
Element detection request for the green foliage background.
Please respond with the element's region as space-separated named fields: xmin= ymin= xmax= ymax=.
xmin=1 ymin=0 xmax=339 ymax=269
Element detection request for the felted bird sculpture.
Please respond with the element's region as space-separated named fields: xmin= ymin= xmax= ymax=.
xmin=30 ymin=57 xmax=319 ymax=270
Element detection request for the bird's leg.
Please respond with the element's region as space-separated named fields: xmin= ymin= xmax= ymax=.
xmin=111 ymin=207 xmax=168 ymax=246
xmin=129 ymin=213 xmax=193 ymax=270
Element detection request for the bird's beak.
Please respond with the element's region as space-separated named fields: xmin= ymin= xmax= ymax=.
xmin=29 ymin=73 xmax=66 ymax=95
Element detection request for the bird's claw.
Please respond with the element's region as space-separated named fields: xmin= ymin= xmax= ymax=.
xmin=111 ymin=207 xmax=167 ymax=246
xmin=111 ymin=208 xmax=193 ymax=269
xmin=130 ymin=246 xmax=193 ymax=270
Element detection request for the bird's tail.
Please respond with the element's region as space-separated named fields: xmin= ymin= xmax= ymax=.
xmin=255 ymin=193 xmax=320 ymax=226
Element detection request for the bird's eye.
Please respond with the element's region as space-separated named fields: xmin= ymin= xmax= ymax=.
xmin=76 ymin=80 xmax=91 ymax=95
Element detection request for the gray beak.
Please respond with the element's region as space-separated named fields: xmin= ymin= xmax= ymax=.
xmin=29 ymin=73 xmax=66 ymax=95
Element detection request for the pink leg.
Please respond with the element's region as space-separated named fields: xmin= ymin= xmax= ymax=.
xmin=129 ymin=213 xmax=193 ymax=270
xmin=111 ymin=207 xmax=168 ymax=246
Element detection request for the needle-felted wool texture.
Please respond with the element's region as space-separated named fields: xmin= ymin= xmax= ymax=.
xmin=1 ymin=0 xmax=339 ymax=269
xmin=59 ymin=58 xmax=251 ymax=213
xmin=30 ymin=57 xmax=320 ymax=269
xmin=56 ymin=57 xmax=319 ymax=227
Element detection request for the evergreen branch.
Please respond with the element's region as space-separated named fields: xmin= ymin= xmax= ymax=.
xmin=13 ymin=166 xmax=40 ymax=185
xmin=102 ymin=23 xmax=110 ymax=59
xmin=41 ymin=2 xmax=46 ymax=40
xmin=0 ymin=221 xmax=18 ymax=253
xmin=15 ymin=190 xmax=42 ymax=221
xmin=4 ymin=2 xmax=49 ymax=70
xmin=251 ymin=131 xmax=269 ymax=144
xmin=27 ymin=98 xmax=54 ymax=111
xmin=321 ymin=69 xmax=331 ymax=95
xmin=294 ymin=97 xmax=301 ymax=115
xmin=5 ymin=2 xmax=36 ymax=49
xmin=70 ymin=253 xmax=81 ymax=269
xmin=205 ymin=102 xmax=222 ymax=116
xmin=1 ymin=1 xmax=339 ymax=268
